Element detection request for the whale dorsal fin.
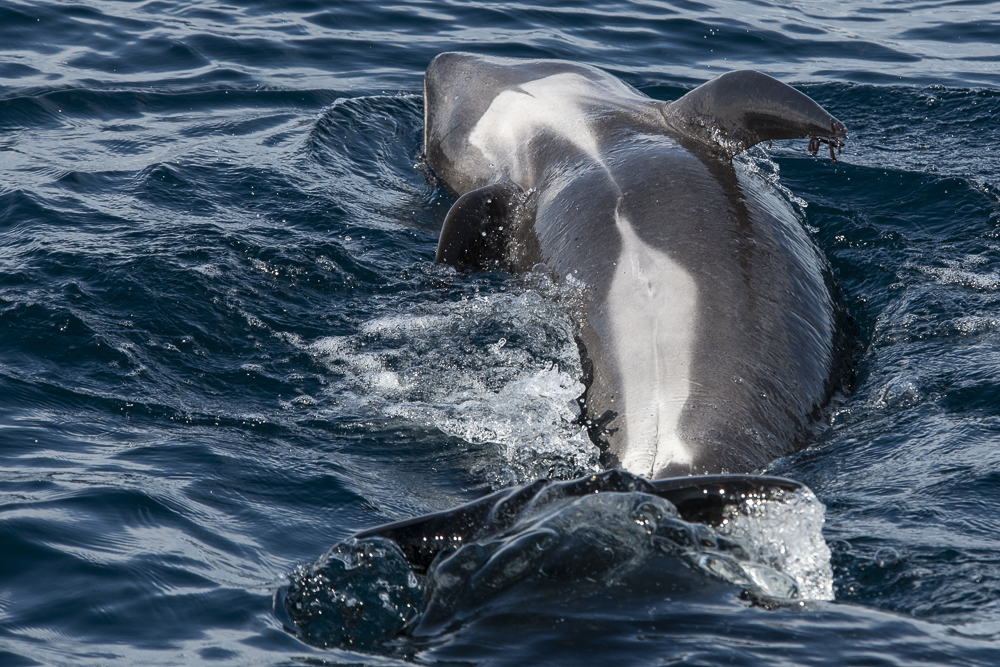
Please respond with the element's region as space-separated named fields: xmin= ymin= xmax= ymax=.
xmin=435 ymin=181 xmax=524 ymax=271
xmin=665 ymin=70 xmax=847 ymax=155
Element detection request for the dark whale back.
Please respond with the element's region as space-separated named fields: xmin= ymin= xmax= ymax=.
xmin=424 ymin=53 xmax=852 ymax=477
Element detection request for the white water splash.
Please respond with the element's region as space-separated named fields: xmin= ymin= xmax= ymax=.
xmin=914 ymin=256 xmax=1000 ymax=291
xmin=297 ymin=282 xmax=600 ymax=484
xmin=716 ymin=487 xmax=835 ymax=600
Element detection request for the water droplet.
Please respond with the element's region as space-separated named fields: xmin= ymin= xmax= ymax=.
xmin=874 ymin=547 xmax=901 ymax=568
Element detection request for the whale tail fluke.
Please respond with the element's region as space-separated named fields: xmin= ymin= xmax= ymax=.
xmin=665 ymin=70 xmax=847 ymax=157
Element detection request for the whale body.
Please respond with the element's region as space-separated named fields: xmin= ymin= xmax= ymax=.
xmin=424 ymin=53 xmax=852 ymax=479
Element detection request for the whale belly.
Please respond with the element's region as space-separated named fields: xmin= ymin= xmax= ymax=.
xmin=606 ymin=208 xmax=698 ymax=478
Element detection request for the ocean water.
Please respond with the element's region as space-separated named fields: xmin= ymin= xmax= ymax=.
xmin=1 ymin=0 xmax=999 ymax=664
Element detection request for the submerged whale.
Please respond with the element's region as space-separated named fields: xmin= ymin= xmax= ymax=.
xmin=424 ymin=53 xmax=853 ymax=479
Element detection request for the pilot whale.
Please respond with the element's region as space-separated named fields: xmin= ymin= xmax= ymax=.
xmin=424 ymin=53 xmax=853 ymax=479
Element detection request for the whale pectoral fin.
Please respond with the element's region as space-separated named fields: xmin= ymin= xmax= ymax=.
xmin=666 ymin=70 xmax=848 ymax=155
xmin=435 ymin=181 xmax=524 ymax=271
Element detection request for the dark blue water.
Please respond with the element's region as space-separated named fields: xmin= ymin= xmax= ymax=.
xmin=2 ymin=0 xmax=999 ymax=664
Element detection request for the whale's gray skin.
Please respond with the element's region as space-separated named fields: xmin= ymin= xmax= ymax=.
xmin=424 ymin=52 xmax=852 ymax=479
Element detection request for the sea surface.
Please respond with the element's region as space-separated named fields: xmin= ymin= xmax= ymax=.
xmin=1 ymin=0 xmax=999 ymax=664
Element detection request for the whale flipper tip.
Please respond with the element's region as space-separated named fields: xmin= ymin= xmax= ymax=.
xmin=666 ymin=69 xmax=847 ymax=155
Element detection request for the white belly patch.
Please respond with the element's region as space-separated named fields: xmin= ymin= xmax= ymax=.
xmin=607 ymin=209 xmax=697 ymax=477
xmin=468 ymin=73 xmax=611 ymax=181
